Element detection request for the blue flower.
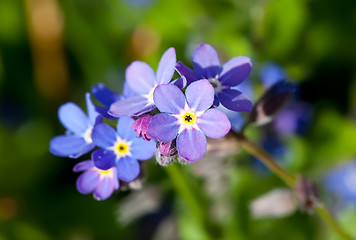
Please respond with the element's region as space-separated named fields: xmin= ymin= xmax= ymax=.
xmin=274 ymin=102 xmax=313 ymax=136
xmin=147 ymin=80 xmax=231 ymax=162
xmin=91 ymin=117 xmax=156 ymax=182
xmin=176 ymin=43 xmax=252 ymax=112
xmin=109 ymin=48 xmax=177 ymax=117
xmin=324 ymin=161 xmax=356 ymax=204
xmin=91 ymin=83 xmax=122 ymax=120
xmin=217 ymin=80 xmax=255 ymax=131
xmin=260 ymin=62 xmax=287 ymax=89
xmin=73 ymin=160 xmax=119 ymax=200
xmin=49 ymin=93 xmax=101 ymax=158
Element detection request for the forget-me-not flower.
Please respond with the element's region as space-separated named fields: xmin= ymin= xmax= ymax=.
xmin=91 ymin=117 xmax=156 ymax=182
xmin=324 ymin=161 xmax=356 ymax=204
xmin=147 ymin=80 xmax=231 ymax=162
xmin=176 ymin=43 xmax=252 ymax=112
xmin=73 ymin=160 xmax=119 ymax=200
xmin=109 ymin=48 xmax=176 ymax=117
xmin=49 ymin=93 xmax=101 ymax=158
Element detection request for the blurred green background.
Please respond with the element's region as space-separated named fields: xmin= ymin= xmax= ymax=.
xmin=0 ymin=0 xmax=356 ymax=239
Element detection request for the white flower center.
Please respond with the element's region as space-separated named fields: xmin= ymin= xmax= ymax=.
xmin=83 ymin=127 xmax=93 ymax=144
xmin=144 ymin=85 xmax=157 ymax=106
xmin=208 ymin=77 xmax=223 ymax=94
xmin=174 ymin=104 xmax=203 ymax=133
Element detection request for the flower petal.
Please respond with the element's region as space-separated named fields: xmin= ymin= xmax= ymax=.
xmin=147 ymin=113 xmax=179 ymax=143
xmin=94 ymin=105 xmax=116 ymax=120
xmin=58 ymin=102 xmax=89 ymax=135
xmin=175 ymin=61 xmax=200 ymax=85
xmin=156 ymin=47 xmax=176 ymax=84
xmin=91 ymin=83 xmax=121 ymax=107
xmin=92 ymin=123 xmax=117 ymax=148
xmin=198 ymin=109 xmax=231 ymax=138
xmin=49 ymin=135 xmax=89 ymax=157
xmin=260 ymin=62 xmax=286 ymax=89
xmin=153 ymin=84 xmax=185 ymax=114
xmin=192 ymin=43 xmax=220 ymax=78
xmin=185 ymin=80 xmax=214 ymax=112
xmin=126 ymin=61 xmax=156 ymax=94
xmin=219 ymin=56 xmax=252 ymax=87
xmin=130 ymin=138 xmax=157 ymax=160
xmin=109 ymin=95 xmax=152 ymax=117
xmin=94 ymin=176 xmax=115 ymax=200
xmin=123 ymin=81 xmax=137 ymax=98
xmin=172 ymin=77 xmax=187 ymax=89
xmin=69 ymin=143 xmax=95 ymax=159
xmin=177 ymin=129 xmax=207 ymax=162
xmin=73 ymin=160 xmax=95 ymax=172
xmin=92 ymin=149 xmax=116 ymax=170
xmin=116 ymin=157 xmax=140 ymax=182
xmin=76 ymin=169 xmax=100 ymax=194
xmin=219 ymin=88 xmax=252 ymax=112
xmin=86 ymin=93 xmax=100 ymax=125
xmin=116 ymin=117 xmax=136 ymax=141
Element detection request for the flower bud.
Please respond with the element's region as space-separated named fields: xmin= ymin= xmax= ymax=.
xmin=155 ymin=141 xmax=177 ymax=166
xmin=249 ymin=81 xmax=296 ymax=126
xmin=132 ymin=115 xmax=153 ymax=141
xmin=295 ymin=177 xmax=320 ymax=213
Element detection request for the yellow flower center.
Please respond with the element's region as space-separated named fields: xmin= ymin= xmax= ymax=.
xmin=182 ymin=112 xmax=196 ymax=125
xmin=113 ymin=140 xmax=131 ymax=157
xmin=116 ymin=143 xmax=129 ymax=154
xmin=99 ymin=169 xmax=112 ymax=174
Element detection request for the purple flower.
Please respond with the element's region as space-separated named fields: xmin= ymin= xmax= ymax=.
xmin=49 ymin=93 xmax=101 ymax=158
xmin=147 ymin=80 xmax=231 ymax=162
xmin=109 ymin=48 xmax=176 ymax=117
xmin=73 ymin=160 xmax=119 ymax=200
xmin=91 ymin=83 xmax=122 ymax=120
xmin=176 ymin=43 xmax=252 ymax=112
xmin=274 ymin=102 xmax=312 ymax=136
xmin=91 ymin=117 xmax=156 ymax=182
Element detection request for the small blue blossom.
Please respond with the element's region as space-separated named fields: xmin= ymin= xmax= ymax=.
xmin=260 ymin=62 xmax=287 ymax=89
xmin=176 ymin=43 xmax=252 ymax=112
xmin=109 ymin=48 xmax=177 ymax=117
xmin=91 ymin=83 xmax=122 ymax=120
xmin=91 ymin=117 xmax=156 ymax=182
xmin=49 ymin=93 xmax=101 ymax=158
xmin=147 ymin=80 xmax=231 ymax=162
xmin=73 ymin=160 xmax=119 ymax=200
xmin=274 ymin=102 xmax=313 ymax=136
xmin=324 ymin=161 xmax=356 ymax=204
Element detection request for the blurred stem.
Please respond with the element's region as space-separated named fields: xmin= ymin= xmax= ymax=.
xmin=234 ymin=132 xmax=354 ymax=240
xmin=165 ymin=164 xmax=215 ymax=239
xmin=315 ymin=205 xmax=354 ymax=240
xmin=234 ymin=132 xmax=296 ymax=187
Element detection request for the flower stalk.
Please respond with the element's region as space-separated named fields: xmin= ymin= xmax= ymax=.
xmin=233 ymin=131 xmax=354 ymax=240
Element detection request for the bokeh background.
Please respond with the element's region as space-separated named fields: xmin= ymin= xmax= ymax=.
xmin=1 ymin=0 xmax=356 ymax=239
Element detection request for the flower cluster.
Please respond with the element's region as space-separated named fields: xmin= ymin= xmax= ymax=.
xmin=50 ymin=43 xmax=253 ymax=200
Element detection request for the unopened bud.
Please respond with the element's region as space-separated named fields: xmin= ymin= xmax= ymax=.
xmin=155 ymin=141 xmax=177 ymax=166
xmin=295 ymin=176 xmax=320 ymax=213
xmin=177 ymin=154 xmax=190 ymax=165
xmin=250 ymin=81 xmax=296 ymax=126
xmin=132 ymin=115 xmax=153 ymax=141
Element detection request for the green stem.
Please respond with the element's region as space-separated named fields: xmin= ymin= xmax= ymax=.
xmin=315 ymin=205 xmax=354 ymax=240
xmin=234 ymin=132 xmax=296 ymax=187
xmin=165 ymin=164 xmax=214 ymax=239
xmin=234 ymin=132 xmax=354 ymax=240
